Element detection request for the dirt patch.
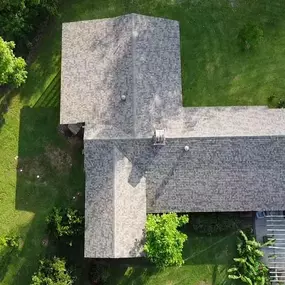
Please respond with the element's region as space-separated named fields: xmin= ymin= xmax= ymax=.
xmin=45 ymin=144 xmax=72 ymax=173
xmin=18 ymin=145 xmax=72 ymax=177
xmin=18 ymin=156 xmax=46 ymax=178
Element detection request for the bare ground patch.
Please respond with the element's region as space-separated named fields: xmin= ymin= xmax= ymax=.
xmin=17 ymin=144 xmax=72 ymax=178
xmin=44 ymin=144 xmax=72 ymax=173
xmin=17 ymin=156 xmax=46 ymax=178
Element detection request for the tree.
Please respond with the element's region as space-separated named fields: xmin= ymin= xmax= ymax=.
xmin=46 ymin=207 xmax=84 ymax=244
xmin=0 ymin=0 xmax=59 ymax=41
xmin=0 ymin=36 xmax=27 ymax=87
xmin=144 ymin=213 xmax=189 ymax=268
xmin=228 ymin=230 xmax=274 ymax=285
xmin=31 ymin=257 xmax=73 ymax=285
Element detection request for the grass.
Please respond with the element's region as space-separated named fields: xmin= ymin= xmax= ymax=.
xmin=109 ymin=231 xmax=238 ymax=285
xmin=0 ymin=0 xmax=284 ymax=284
xmin=17 ymin=0 xmax=285 ymax=108
xmin=0 ymin=101 xmax=85 ymax=284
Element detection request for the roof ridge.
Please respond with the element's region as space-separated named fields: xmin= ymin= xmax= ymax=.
xmin=131 ymin=13 xmax=137 ymax=138
xmin=112 ymin=144 xmax=116 ymax=257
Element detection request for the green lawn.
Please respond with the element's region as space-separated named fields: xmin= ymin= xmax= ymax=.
xmin=0 ymin=0 xmax=284 ymax=284
xmin=17 ymin=0 xmax=285 ymax=108
xmin=0 ymin=98 xmax=85 ymax=284
xmin=110 ymin=232 xmax=238 ymax=285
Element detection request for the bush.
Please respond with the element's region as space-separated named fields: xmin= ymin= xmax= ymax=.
xmin=144 ymin=213 xmax=189 ymax=268
xmin=0 ymin=235 xmax=20 ymax=249
xmin=89 ymin=263 xmax=111 ymax=285
xmin=228 ymin=230 xmax=274 ymax=284
xmin=191 ymin=213 xmax=241 ymax=235
xmin=31 ymin=257 xmax=73 ymax=285
xmin=268 ymin=94 xmax=285 ymax=108
xmin=238 ymin=23 xmax=264 ymax=51
xmin=46 ymin=207 xmax=84 ymax=243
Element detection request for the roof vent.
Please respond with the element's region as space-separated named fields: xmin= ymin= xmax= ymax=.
xmin=184 ymin=145 xmax=190 ymax=152
xmin=153 ymin=129 xmax=165 ymax=145
xmin=121 ymin=95 xmax=126 ymax=101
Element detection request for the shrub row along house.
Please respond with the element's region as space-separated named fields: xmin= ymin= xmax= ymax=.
xmin=60 ymin=14 xmax=285 ymax=258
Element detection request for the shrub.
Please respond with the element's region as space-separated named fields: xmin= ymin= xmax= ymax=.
xmin=191 ymin=212 xmax=241 ymax=235
xmin=268 ymin=94 xmax=285 ymax=108
xmin=144 ymin=213 xmax=189 ymax=268
xmin=0 ymin=235 xmax=20 ymax=249
xmin=228 ymin=230 xmax=274 ymax=284
xmin=238 ymin=23 xmax=264 ymax=51
xmin=31 ymin=257 xmax=73 ymax=285
xmin=276 ymin=99 xmax=285 ymax=108
xmin=89 ymin=263 xmax=111 ymax=285
xmin=46 ymin=207 xmax=84 ymax=242
xmin=0 ymin=36 xmax=27 ymax=87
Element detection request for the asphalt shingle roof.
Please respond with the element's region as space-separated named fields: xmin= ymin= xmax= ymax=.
xmin=61 ymin=13 xmax=182 ymax=139
xmin=60 ymin=14 xmax=285 ymax=258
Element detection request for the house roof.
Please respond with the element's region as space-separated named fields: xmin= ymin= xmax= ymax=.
xmin=61 ymin=13 xmax=182 ymax=139
xmin=60 ymin=14 xmax=285 ymax=259
xmin=84 ymin=139 xmax=146 ymax=258
xmin=85 ymin=136 xmax=285 ymax=213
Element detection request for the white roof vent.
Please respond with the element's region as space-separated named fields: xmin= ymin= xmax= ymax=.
xmin=121 ymin=95 xmax=126 ymax=101
xmin=184 ymin=145 xmax=190 ymax=152
xmin=153 ymin=129 xmax=165 ymax=145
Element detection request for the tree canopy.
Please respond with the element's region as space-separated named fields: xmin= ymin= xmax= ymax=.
xmin=46 ymin=207 xmax=84 ymax=243
xmin=0 ymin=36 xmax=27 ymax=87
xmin=144 ymin=213 xmax=189 ymax=268
xmin=31 ymin=257 xmax=73 ymax=285
xmin=0 ymin=0 xmax=59 ymax=41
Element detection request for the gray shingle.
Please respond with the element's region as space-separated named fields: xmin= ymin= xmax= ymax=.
xmin=61 ymin=14 xmax=182 ymax=139
xmin=61 ymin=14 xmax=135 ymax=137
xmin=60 ymin=13 xmax=285 ymax=259
xmin=84 ymin=140 xmax=115 ymax=258
xmin=145 ymin=136 xmax=285 ymax=212
xmin=114 ymin=146 xmax=146 ymax=257
xmin=85 ymin=136 xmax=285 ymax=220
xmin=84 ymin=139 xmax=146 ymax=258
